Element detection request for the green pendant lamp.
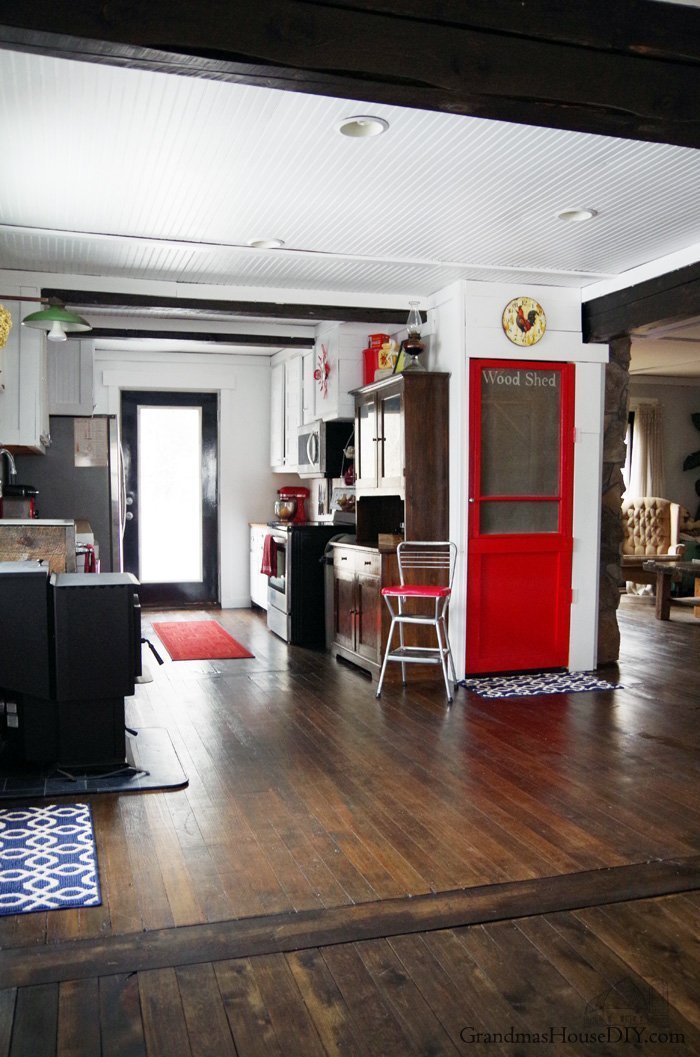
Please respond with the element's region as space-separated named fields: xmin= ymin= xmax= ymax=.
xmin=22 ymin=301 xmax=92 ymax=342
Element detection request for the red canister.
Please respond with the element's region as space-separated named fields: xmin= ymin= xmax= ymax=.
xmin=362 ymin=347 xmax=379 ymax=385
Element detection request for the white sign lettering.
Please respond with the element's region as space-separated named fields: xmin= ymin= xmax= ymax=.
xmin=483 ymin=370 xmax=558 ymax=388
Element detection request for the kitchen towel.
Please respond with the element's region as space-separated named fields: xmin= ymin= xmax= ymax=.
xmin=260 ymin=534 xmax=277 ymax=577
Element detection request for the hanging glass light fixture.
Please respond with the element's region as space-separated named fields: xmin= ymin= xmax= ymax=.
xmin=22 ymin=300 xmax=92 ymax=342
xmin=0 ymin=294 xmax=93 ymax=343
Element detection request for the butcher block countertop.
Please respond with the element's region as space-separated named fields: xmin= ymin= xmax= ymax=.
xmin=0 ymin=519 xmax=75 ymax=526
xmin=0 ymin=520 xmax=76 ymax=572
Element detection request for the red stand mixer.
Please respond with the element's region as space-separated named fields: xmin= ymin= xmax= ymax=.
xmin=274 ymin=485 xmax=309 ymax=524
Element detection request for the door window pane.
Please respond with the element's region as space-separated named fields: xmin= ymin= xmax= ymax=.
xmin=480 ymin=501 xmax=559 ymax=534
xmin=358 ymin=400 xmax=376 ymax=483
xmin=481 ymin=368 xmax=560 ymax=496
xmin=381 ymin=394 xmax=402 ymax=480
xmin=138 ymin=406 xmax=203 ymax=582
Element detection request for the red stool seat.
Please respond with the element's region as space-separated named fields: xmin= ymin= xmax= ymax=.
xmin=381 ymin=585 xmax=451 ymax=598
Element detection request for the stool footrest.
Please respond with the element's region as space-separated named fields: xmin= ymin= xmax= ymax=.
xmin=386 ymin=647 xmax=447 ymax=664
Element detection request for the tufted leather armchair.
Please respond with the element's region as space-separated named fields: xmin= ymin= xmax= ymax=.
xmin=621 ymin=496 xmax=685 ymax=585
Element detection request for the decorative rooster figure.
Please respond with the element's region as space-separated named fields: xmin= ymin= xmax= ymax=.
xmin=516 ymin=304 xmax=539 ymax=334
xmin=314 ymin=343 xmax=330 ymax=398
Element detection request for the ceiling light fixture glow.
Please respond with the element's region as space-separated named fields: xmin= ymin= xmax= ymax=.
xmin=338 ymin=116 xmax=389 ymax=138
xmin=556 ymin=207 xmax=598 ymax=223
xmin=247 ymin=238 xmax=286 ymax=249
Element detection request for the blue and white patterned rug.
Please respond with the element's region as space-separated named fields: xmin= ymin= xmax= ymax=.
xmin=0 ymin=802 xmax=101 ymax=916
xmin=460 ymin=671 xmax=623 ymax=699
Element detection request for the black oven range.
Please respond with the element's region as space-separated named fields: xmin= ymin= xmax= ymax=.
xmin=266 ymin=522 xmax=347 ymax=647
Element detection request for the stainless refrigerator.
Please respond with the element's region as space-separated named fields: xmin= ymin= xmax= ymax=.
xmin=12 ymin=415 xmax=126 ymax=572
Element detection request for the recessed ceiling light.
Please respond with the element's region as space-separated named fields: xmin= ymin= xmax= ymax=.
xmin=556 ymin=207 xmax=598 ymax=223
xmin=337 ymin=116 xmax=389 ymax=138
xmin=247 ymin=238 xmax=286 ymax=249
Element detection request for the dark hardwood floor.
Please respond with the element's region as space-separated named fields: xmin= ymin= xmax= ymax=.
xmin=1 ymin=593 xmax=698 ymax=1055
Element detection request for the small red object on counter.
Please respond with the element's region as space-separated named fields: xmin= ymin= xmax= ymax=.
xmin=368 ymin=333 xmax=390 ymax=350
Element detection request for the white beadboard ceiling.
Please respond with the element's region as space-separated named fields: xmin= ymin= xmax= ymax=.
xmin=1 ymin=46 xmax=700 ymax=372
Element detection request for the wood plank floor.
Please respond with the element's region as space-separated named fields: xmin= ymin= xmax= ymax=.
xmin=0 ymin=592 xmax=698 ymax=1054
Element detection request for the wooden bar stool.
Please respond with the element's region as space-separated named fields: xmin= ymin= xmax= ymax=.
xmin=376 ymin=541 xmax=458 ymax=703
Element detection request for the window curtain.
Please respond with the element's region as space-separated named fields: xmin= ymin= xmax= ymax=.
xmin=627 ymin=402 xmax=665 ymax=497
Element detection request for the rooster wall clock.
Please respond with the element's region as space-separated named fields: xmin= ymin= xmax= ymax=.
xmin=502 ymin=296 xmax=546 ymax=347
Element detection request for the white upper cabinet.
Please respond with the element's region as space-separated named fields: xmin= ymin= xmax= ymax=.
xmin=301 ymin=349 xmax=316 ymax=425
xmin=313 ymin=323 xmax=375 ymax=422
xmin=48 ymin=339 xmax=95 ymax=416
xmin=270 ymin=360 xmax=286 ymax=470
xmin=269 ymin=349 xmax=306 ymax=472
xmin=0 ymin=290 xmax=50 ymax=452
xmin=284 ymin=355 xmax=303 ymax=472
xmin=270 ymin=326 xmax=391 ymax=471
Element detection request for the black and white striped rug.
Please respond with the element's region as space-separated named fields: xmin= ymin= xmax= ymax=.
xmin=460 ymin=671 xmax=623 ymax=699
xmin=0 ymin=802 xmax=101 ymax=916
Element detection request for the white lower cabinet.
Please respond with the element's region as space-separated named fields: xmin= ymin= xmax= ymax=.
xmin=250 ymin=523 xmax=269 ymax=610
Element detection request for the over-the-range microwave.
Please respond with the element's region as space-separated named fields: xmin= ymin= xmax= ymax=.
xmin=296 ymin=419 xmax=354 ymax=478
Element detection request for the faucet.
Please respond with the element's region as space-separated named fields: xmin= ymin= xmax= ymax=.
xmin=0 ymin=448 xmax=17 ymax=492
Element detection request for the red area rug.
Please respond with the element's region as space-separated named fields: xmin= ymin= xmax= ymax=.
xmin=152 ymin=620 xmax=254 ymax=661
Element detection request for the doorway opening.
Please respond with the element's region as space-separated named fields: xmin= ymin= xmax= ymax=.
xmin=121 ymin=391 xmax=219 ymax=607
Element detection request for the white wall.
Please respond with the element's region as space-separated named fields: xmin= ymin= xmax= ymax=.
xmin=429 ymin=280 xmax=607 ymax=675
xmin=629 ymin=377 xmax=700 ymax=516
xmin=93 ymin=346 xmax=279 ymax=608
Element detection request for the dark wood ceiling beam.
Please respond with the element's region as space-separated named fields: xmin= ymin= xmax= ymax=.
xmin=1 ymin=1 xmax=700 ymax=148
xmin=42 ymin=288 xmax=410 ymax=326
xmin=583 ymin=262 xmax=700 ymax=343
xmin=86 ymin=328 xmax=314 ymax=347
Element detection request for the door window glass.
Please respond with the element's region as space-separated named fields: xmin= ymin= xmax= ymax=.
xmin=138 ymin=406 xmax=203 ymax=583
xmin=480 ymin=501 xmax=559 ymax=535
xmin=381 ymin=394 xmax=402 ymax=480
xmin=480 ymin=368 xmax=560 ymax=496
xmin=358 ymin=400 xmax=376 ymax=482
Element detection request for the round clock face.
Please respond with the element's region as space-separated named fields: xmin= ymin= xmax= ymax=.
xmin=502 ymin=296 xmax=546 ymax=347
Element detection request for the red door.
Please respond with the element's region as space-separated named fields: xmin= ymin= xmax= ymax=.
xmin=466 ymin=360 xmax=575 ymax=674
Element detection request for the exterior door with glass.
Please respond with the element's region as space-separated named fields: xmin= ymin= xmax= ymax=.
xmin=466 ymin=360 xmax=574 ymax=674
xmin=121 ymin=391 xmax=219 ymax=606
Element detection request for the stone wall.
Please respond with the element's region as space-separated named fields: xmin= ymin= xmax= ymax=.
xmin=598 ymin=336 xmax=630 ymax=665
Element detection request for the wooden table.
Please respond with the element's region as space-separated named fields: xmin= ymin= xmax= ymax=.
xmin=642 ymin=559 xmax=700 ymax=620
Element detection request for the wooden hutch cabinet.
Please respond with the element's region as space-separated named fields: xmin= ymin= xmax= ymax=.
xmin=330 ymin=372 xmax=449 ymax=678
